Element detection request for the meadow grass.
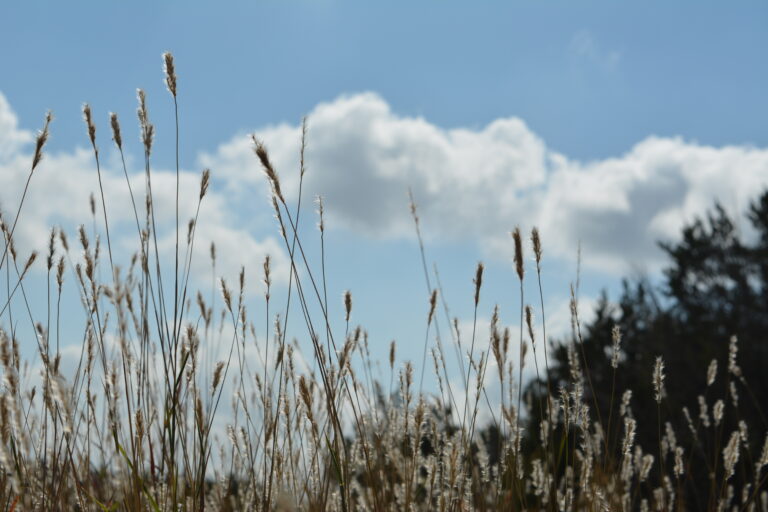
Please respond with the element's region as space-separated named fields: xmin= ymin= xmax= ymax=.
xmin=0 ymin=53 xmax=765 ymax=511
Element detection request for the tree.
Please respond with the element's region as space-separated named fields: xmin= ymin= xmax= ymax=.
xmin=524 ymin=190 xmax=768 ymax=506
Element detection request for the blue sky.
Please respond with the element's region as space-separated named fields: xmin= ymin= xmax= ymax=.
xmin=4 ymin=2 xmax=767 ymax=162
xmin=1 ymin=1 xmax=767 ymax=387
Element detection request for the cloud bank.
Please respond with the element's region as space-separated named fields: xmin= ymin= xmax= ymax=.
xmin=0 ymin=93 xmax=290 ymax=295
xmin=2 ymin=91 xmax=767 ymax=281
xmin=204 ymin=92 xmax=768 ymax=274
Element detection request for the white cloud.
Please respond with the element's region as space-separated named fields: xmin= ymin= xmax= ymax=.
xmin=196 ymin=92 xmax=768 ymax=275
xmin=0 ymin=92 xmax=290 ymax=297
xmin=0 ymin=93 xmax=32 ymax=161
xmin=5 ymin=86 xmax=759 ymax=442
xmin=3 ymin=90 xmax=767 ymax=287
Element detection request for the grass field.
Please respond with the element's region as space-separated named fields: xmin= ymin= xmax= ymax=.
xmin=0 ymin=53 xmax=765 ymax=511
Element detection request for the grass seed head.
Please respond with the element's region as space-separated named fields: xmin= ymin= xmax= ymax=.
xmin=82 ymin=103 xmax=97 ymax=149
xmin=109 ymin=112 xmax=122 ymax=149
xmin=56 ymin=256 xmax=65 ymax=290
xmin=344 ymin=290 xmax=352 ymax=323
xmin=316 ymin=195 xmax=325 ymax=232
xmin=221 ymin=278 xmax=232 ymax=312
xmin=531 ymin=227 xmax=542 ymax=266
xmin=723 ymin=430 xmax=741 ymax=480
xmin=32 ymin=111 xmax=53 ymax=171
xmin=728 ymin=335 xmax=741 ymax=377
xmin=23 ymin=251 xmax=38 ymax=274
xmin=473 ymin=262 xmax=484 ymax=307
xmin=136 ymin=89 xmax=154 ymax=155
xmin=653 ymin=356 xmax=665 ymax=403
xmin=512 ymin=226 xmax=524 ymax=281
xmin=212 ymin=361 xmax=225 ymax=392
xmin=428 ymin=289 xmax=438 ymax=326
xmin=252 ymin=136 xmax=284 ymax=203
xmin=163 ymin=51 xmax=177 ymax=97
xmin=611 ymin=325 xmax=622 ymax=369
xmin=46 ymin=228 xmax=55 ymax=270
xmin=525 ymin=305 xmax=535 ymax=346
xmin=200 ymin=168 xmax=210 ymax=199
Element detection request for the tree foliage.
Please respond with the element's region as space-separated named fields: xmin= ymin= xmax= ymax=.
xmin=525 ymin=190 xmax=768 ymax=504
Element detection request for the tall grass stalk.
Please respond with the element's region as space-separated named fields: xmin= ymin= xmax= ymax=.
xmin=0 ymin=53 xmax=764 ymax=511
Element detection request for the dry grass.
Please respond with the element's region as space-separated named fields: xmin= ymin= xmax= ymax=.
xmin=0 ymin=53 xmax=765 ymax=511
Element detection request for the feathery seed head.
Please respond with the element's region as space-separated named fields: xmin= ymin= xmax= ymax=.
xmin=47 ymin=228 xmax=55 ymax=270
xmin=82 ymin=103 xmax=96 ymax=148
xmin=135 ymin=410 xmax=144 ymax=440
xmin=525 ymin=305 xmax=535 ymax=346
xmin=713 ymin=399 xmax=725 ymax=426
xmin=221 ymin=278 xmax=232 ymax=312
xmin=473 ymin=262 xmax=484 ymax=307
xmin=32 ymin=111 xmax=53 ymax=171
xmin=707 ymin=358 xmax=717 ymax=387
xmin=136 ymin=89 xmax=154 ymax=154
xmin=200 ymin=168 xmax=210 ymax=199
xmin=723 ymin=430 xmax=741 ymax=480
xmin=56 ymin=256 xmax=65 ymax=290
xmin=109 ymin=112 xmax=122 ymax=149
xmin=195 ymin=395 xmax=204 ymax=431
xmin=212 ymin=361 xmax=225 ymax=392
xmin=23 ymin=251 xmax=38 ymax=274
xmin=728 ymin=335 xmax=741 ymax=377
xmin=316 ymin=195 xmax=325 ymax=232
xmin=674 ymin=446 xmax=685 ymax=478
xmin=512 ymin=227 xmax=524 ymax=281
xmin=405 ymin=361 xmax=413 ymax=389
xmin=622 ymin=417 xmax=636 ymax=456
xmin=428 ymin=289 xmax=438 ymax=326
xmin=653 ymin=356 xmax=665 ymax=403
xmin=186 ymin=219 xmax=195 ymax=244
xmin=739 ymin=420 xmax=748 ymax=444
xmin=611 ymin=325 xmax=622 ymax=369
xmin=299 ymin=375 xmax=313 ymax=412
xmin=78 ymin=224 xmax=89 ymax=252
xmin=698 ymin=395 xmax=710 ymax=428
xmin=252 ymin=136 xmax=284 ymax=203
xmin=490 ymin=306 xmax=502 ymax=364
xmin=263 ymin=254 xmax=271 ymax=301
xmin=59 ymin=228 xmax=69 ymax=252
xmin=639 ymin=454 xmax=654 ymax=482
xmin=531 ymin=227 xmax=542 ymax=266
xmin=163 ymin=51 xmax=177 ymax=97
xmin=344 ymin=290 xmax=352 ymax=322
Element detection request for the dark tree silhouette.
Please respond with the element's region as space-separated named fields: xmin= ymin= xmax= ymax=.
xmin=524 ymin=190 xmax=768 ymax=507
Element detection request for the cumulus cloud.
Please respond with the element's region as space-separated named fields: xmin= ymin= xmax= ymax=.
xmin=3 ymin=90 xmax=767 ymax=286
xmin=0 ymin=92 xmax=290 ymax=296
xmin=0 ymin=93 xmax=32 ymax=160
xmin=198 ymin=92 xmax=768 ymax=274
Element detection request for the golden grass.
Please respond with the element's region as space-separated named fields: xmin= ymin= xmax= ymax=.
xmin=0 ymin=52 xmax=765 ymax=511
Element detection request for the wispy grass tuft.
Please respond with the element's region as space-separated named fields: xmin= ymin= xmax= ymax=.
xmin=0 ymin=53 xmax=764 ymax=512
